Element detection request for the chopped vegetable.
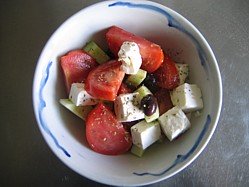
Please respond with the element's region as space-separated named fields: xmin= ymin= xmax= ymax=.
xmin=83 ymin=41 xmax=110 ymax=64
xmin=60 ymin=50 xmax=98 ymax=94
xmin=85 ymin=60 xmax=125 ymax=101
xmin=106 ymin=26 xmax=164 ymax=73
xmin=86 ymin=103 xmax=132 ymax=155
xmin=59 ymin=26 xmax=204 ymax=156
xmin=59 ymin=99 xmax=93 ymax=120
xmin=126 ymin=69 xmax=147 ymax=87
xmin=155 ymin=54 xmax=180 ymax=89
xmin=131 ymin=144 xmax=144 ymax=157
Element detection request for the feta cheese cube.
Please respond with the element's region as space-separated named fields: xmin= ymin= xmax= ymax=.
xmin=170 ymin=83 xmax=203 ymax=113
xmin=69 ymin=83 xmax=98 ymax=106
xmin=114 ymin=93 xmax=144 ymax=122
xmin=175 ymin=63 xmax=189 ymax=85
xmin=158 ymin=106 xmax=190 ymax=141
xmin=131 ymin=120 xmax=161 ymax=150
xmin=118 ymin=41 xmax=142 ymax=74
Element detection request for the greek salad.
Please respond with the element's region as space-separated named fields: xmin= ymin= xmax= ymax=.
xmin=59 ymin=26 xmax=203 ymax=156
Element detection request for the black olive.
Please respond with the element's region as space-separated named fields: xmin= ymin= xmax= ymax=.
xmin=105 ymin=49 xmax=115 ymax=59
xmin=140 ymin=94 xmax=157 ymax=116
xmin=142 ymin=73 xmax=159 ymax=93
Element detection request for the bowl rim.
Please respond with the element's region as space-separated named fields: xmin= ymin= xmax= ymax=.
xmin=32 ymin=0 xmax=223 ymax=186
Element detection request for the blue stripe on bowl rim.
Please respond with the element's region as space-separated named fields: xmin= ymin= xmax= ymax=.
xmin=38 ymin=61 xmax=71 ymax=157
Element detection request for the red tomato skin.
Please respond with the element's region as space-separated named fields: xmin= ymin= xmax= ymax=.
xmin=85 ymin=60 xmax=125 ymax=101
xmin=60 ymin=50 xmax=98 ymax=94
xmin=86 ymin=103 xmax=132 ymax=155
xmin=117 ymin=83 xmax=132 ymax=95
xmin=155 ymin=54 xmax=180 ymax=89
xmin=154 ymin=89 xmax=174 ymax=115
xmin=106 ymin=26 xmax=164 ymax=73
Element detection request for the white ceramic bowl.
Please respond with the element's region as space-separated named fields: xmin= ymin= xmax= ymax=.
xmin=33 ymin=0 xmax=222 ymax=186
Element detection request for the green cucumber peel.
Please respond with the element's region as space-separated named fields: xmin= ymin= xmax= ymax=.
xmin=135 ymin=85 xmax=152 ymax=99
xmin=83 ymin=41 xmax=110 ymax=64
xmin=131 ymin=144 xmax=145 ymax=157
xmin=59 ymin=99 xmax=93 ymax=120
xmin=126 ymin=69 xmax=147 ymax=87
xmin=145 ymin=105 xmax=159 ymax=123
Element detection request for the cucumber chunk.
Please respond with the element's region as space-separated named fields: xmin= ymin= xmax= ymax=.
xmin=145 ymin=106 xmax=159 ymax=123
xmin=59 ymin=99 xmax=93 ymax=120
xmin=131 ymin=144 xmax=145 ymax=157
xmin=136 ymin=85 xmax=159 ymax=122
xmin=136 ymin=85 xmax=152 ymax=98
xmin=126 ymin=69 xmax=147 ymax=87
xmin=83 ymin=41 xmax=110 ymax=64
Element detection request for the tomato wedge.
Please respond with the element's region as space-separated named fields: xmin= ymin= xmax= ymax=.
xmin=60 ymin=50 xmax=98 ymax=93
xmin=106 ymin=26 xmax=164 ymax=73
xmin=117 ymin=83 xmax=132 ymax=95
xmin=154 ymin=88 xmax=174 ymax=115
xmin=86 ymin=103 xmax=132 ymax=155
xmin=85 ymin=60 xmax=125 ymax=101
xmin=154 ymin=54 xmax=180 ymax=89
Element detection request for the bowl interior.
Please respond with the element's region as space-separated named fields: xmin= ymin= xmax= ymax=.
xmin=33 ymin=1 xmax=222 ymax=186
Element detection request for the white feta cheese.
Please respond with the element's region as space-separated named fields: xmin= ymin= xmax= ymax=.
xmin=158 ymin=106 xmax=190 ymax=141
xmin=69 ymin=83 xmax=98 ymax=106
xmin=114 ymin=93 xmax=144 ymax=122
xmin=175 ymin=63 xmax=189 ymax=85
xmin=118 ymin=41 xmax=142 ymax=74
xmin=170 ymin=83 xmax=203 ymax=113
xmin=131 ymin=120 xmax=161 ymax=150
